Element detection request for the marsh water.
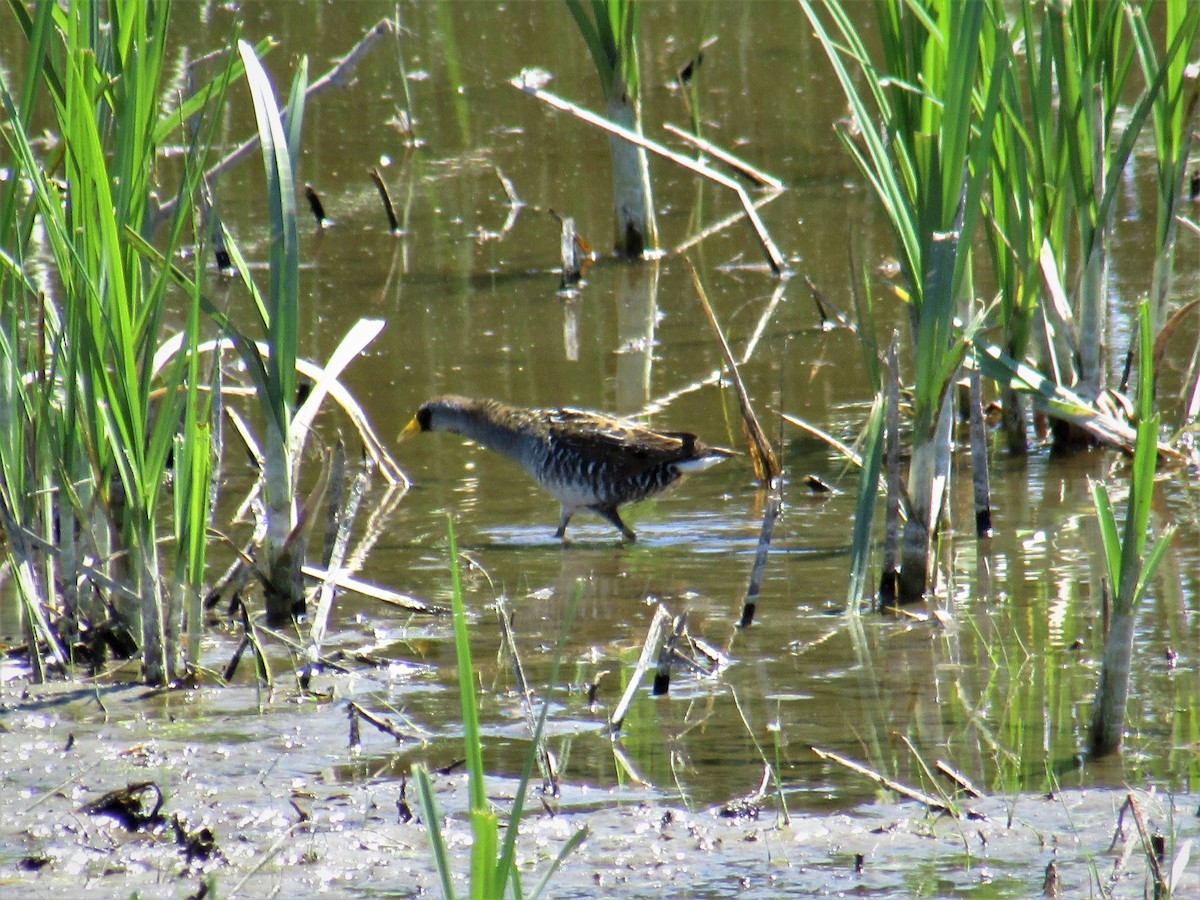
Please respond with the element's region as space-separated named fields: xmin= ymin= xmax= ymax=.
xmin=2 ymin=2 xmax=1198 ymax=896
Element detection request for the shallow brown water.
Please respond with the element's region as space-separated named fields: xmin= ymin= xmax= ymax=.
xmin=2 ymin=1 xmax=1198 ymax=896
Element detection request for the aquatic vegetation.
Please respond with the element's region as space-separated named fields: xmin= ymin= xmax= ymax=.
xmin=0 ymin=0 xmax=238 ymax=683
xmin=801 ymin=0 xmax=1000 ymax=603
xmin=413 ymin=519 xmax=587 ymax=898
xmin=565 ymin=0 xmax=657 ymax=257
xmin=1088 ymin=304 xmax=1175 ymax=756
xmin=802 ymin=0 xmax=1199 ymax=607
xmin=0 ymin=4 xmax=400 ymax=683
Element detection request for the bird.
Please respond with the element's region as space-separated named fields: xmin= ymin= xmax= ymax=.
xmin=399 ymin=395 xmax=734 ymax=542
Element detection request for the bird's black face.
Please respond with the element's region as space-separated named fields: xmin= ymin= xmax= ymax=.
xmin=416 ymin=406 xmax=433 ymax=431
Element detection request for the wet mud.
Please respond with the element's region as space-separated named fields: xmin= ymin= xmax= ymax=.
xmin=2 ymin=681 xmax=1194 ymax=898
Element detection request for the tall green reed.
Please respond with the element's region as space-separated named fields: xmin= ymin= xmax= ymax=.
xmin=846 ymin=261 xmax=885 ymax=613
xmin=1130 ymin=0 xmax=1200 ymax=331
xmin=232 ymin=40 xmax=309 ymax=624
xmin=979 ymin=0 xmax=1195 ymax=451
xmin=801 ymin=0 xmax=1001 ymax=602
xmin=0 ymin=0 xmax=234 ymax=683
xmin=413 ymin=519 xmax=587 ymax=898
xmin=978 ymin=0 xmax=1061 ymax=454
xmin=1005 ymin=3 xmax=1191 ymax=411
xmin=1088 ymin=302 xmax=1175 ymax=757
xmin=0 ymin=2 xmax=67 ymax=677
xmin=224 ymin=43 xmax=392 ymax=626
xmin=565 ymin=0 xmax=657 ymax=257
xmin=1044 ymin=0 xmax=1130 ymax=400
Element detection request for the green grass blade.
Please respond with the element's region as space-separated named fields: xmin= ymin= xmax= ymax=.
xmin=565 ymin=0 xmax=612 ymax=98
xmin=495 ymin=580 xmax=584 ymax=891
xmin=237 ymin=39 xmax=299 ymax=428
xmin=800 ymin=1 xmax=920 ymax=289
xmin=237 ymin=39 xmax=303 ymax=616
xmin=527 ymin=826 xmax=590 ymax=900
xmin=284 ymin=56 xmax=309 ymax=189
xmin=1 ymin=0 xmax=236 ymax=682
xmin=413 ymin=764 xmax=457 ymax=900
xmin=1094 ymin=20 xmax=1199 ymax=248
xmin=447 ymin=517 xmax=487 ymax=816
xmin=1115 ymin=303 xmax=1163 ymax=609
xmin=469 ymin=809 xmax=499 ymax=900
xmin=1134 ymin=528 xmax=1177 ymax=605
xmin=122 ymin=225 xmax=272 ymax=406
xmin=150 ymin=36 xmax=273 ymax=145
xmin=1089 ymin=479 xmax=1121 ymax=594
xmin=219 ymin=223 xmax=272 ymax=330
xmin=847 ymin=396 xmax=885 ymax=613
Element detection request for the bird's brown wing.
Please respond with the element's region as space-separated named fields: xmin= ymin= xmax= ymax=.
xmin=543 ymin=408 xmax=700 ymax=473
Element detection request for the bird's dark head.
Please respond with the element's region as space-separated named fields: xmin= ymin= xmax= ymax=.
xmin=399 ymin=396 xmax=477 ymax=441
xmin=399 ymin=401 xmax=435 ymax=441
xmin=415 ymin=404 xmax=434 ymax=432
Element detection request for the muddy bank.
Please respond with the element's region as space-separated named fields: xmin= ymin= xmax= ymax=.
xmin=1 ymin=680 xmax=1195 ymax=898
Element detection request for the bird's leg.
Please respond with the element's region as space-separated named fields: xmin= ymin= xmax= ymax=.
xmin=555 ymin=505 xmax=573 ymax=543
xmin=593 ymin=505 xmax=637 ymax=542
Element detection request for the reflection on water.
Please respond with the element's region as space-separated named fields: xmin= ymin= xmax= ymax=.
xmin=1 ymin=0 xmax=1197 ymax=813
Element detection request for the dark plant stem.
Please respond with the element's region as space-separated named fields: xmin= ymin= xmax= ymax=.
xmin=969 ymin=363 xmax=993 ymax=538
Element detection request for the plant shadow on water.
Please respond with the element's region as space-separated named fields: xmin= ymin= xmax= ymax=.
xmin=2 ymin=1 xmax=1199 ymax=897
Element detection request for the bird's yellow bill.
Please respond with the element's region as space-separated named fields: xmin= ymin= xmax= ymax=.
xmin=398 ymin=417 xmax=421 ymax=441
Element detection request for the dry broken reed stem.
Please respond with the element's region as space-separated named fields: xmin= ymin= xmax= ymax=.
xmin=1114 ymin=793 xmax=1170 ymax=894
xmin=662 ymin=122 xmax=784 ymax=189
xmin=880 ymin=333 xmax=903 ymax=607
xmin=608 ymin=604 xmax=671 ymax=735
xmin=739 ymin=487 xmax=782 ymax=628
xmin=778 ymin=413 xmax=860 ymax=468
xmin=652 ymin=613 xmax=688 ymax=696
xmin=157 ymin=333 xmax=408 ymax=487
xmin=490 ymin=166 xmax=525 ymax=240
xmin=550 ymin=209 xmax=585 ymax=287
xmin=496 ymin=599 xmax=558 ymax=794
xmin=303 ymin=184 xmax=330 ymax=227
xmin=10 ymin=524 xmax=143 ymax=605
xmin=226 ymin=819 xmax=308 ymax=898
xmin=369 ymin=167 xmax=401 ymax=233
xmin=513 ymin=77 xmax=786 ymax=273
xmin=346 ymin=700 xmax=410 ymax=742
xmin=934 ymin=760 xmax=982 ymax=798
xmin=303 ymin=446 xmax=369 ymax=687
xmin=803 ymin=275 xmax=852 ymax=329
xmin=635 ymin=277 xmax=788 ymax=420
xmin=685 ymin=259 xmax=780 ymax=485
xmin=298 ymin=565 xmax=446 ymax=615
xmin=158 ymin=19 xmax=397 ymax=226
xmin=811 ymin=747 xmax=979 ymax=819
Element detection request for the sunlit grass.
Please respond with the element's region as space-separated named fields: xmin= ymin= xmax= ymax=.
xmin=232 ymin=40 xmax=308 ymax=624
xmin=801 ymin=0 xmax=1001 ymax=603
xmin=1088 ymin=302 xmax=1175 ymax=756
xmin=981 ymin=0 xmax=1199 ymax=444
xmin=0 ymin=5 xmax=388 ymax=684
xmin=564 ymin=0 xmax=656 ymax=256
xmin=413 ymin=518 xmax=587 ymax=898
xmin=0 ymin=0 xmax=235 ymax=683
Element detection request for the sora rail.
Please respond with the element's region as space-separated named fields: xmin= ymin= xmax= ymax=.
xmin=400 ymin=396 xmax=733 ymax=541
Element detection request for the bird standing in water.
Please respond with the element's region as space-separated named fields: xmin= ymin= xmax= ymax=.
xmin=399 ymin=396 xmax=733 ymax=541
